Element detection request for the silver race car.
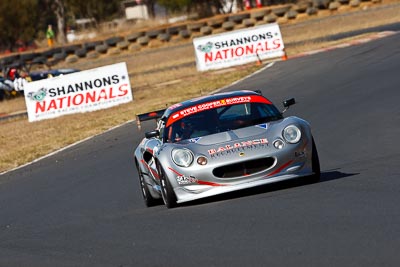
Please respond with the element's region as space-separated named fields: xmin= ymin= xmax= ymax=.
xmin=134 ymin=90 xmax=320 ymax=208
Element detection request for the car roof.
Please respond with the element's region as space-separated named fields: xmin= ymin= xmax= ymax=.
xmin=163 ymin=90 xmax=263 ymax=120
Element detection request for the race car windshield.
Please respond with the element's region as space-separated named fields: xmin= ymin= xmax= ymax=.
xmin=165 ymin=102 xmax=282 ymax=143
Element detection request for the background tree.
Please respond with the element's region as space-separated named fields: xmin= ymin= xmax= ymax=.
xmin=158 ymin=0 xmax=239 ymax=18
xmin=0 ymin=0 xmax=39 ymax=51
xmin=66 ymin=0 xmax=121 ymax=22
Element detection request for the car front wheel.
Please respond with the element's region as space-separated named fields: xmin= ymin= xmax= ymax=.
xmin=158 ymin=164 xmax=177 ymax=209
xmin=309 ymin=137 xmax=321 ymax=183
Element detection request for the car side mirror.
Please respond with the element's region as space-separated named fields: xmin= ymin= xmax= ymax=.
xmin=283 ymin=98 xmax=296 ymax=108
xmin=145 ymin=130 xmax=160 ymax=139
xmin=282 ymin=98 xmax=296 ymax=113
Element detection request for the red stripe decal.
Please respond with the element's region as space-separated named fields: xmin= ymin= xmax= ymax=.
xmin=141 ymin=159 xmax=159 ymax=179
xmin=168 ymin=167 xmax=183 ymax=176
xmin=197 ymin=180 xmax=225 ymax=186
xmin=267 ymin=160 xmax=293 ymax=177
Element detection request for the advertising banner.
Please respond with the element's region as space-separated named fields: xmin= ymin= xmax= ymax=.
xmin=24 ymin=62 xmax=133 ymax=122
xmin=193 ymin=23 xmax=285 ymax=71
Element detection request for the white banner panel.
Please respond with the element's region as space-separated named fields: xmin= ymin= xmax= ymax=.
xmin=24 ymin=62 xmax=133 ymax=122
xmin=193 ymin=23 xmax=285 ymax=71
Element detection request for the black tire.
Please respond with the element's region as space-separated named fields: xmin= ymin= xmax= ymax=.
xmin=136 ymin=162 xmax=158 ymax=207
xmin=146 ymin=29 xmax=164 ymax=39
xmin=42 ymin=47 xmax=62 ymax=58
xmin=84 ymin=41 xmax=103 ymax=51
xmin=75 ymin=48 xmax=87 ymax=58
xmin=272 ymin=6 xmax=290 ymax=17
xmin=63 ymin=44 xmax=82 ymax=55
xmin=208 ymin=18 xmax=225 ymax=28
xmin=137 ymin=36 xmax=150 ymax=46
xmin=117 ymin=41 xmax=130 ymax=50
xmin=222 ymin=21 xmax=235 ymax=31
xmin=187 ymin=22 xmax=206 ymax=32
xmin=309 ymin=137 xmax=321 ymax=183
xmin=158 ymin=164 xmax=177 ymax=209
xmin=228 ymin=13 xmax=250 ymax=24
xmin=95 ymin=44 xmax=108 ymax=54
xmin=20 ymin=52 xmax=40 ymax=62
xmin=179 ymin=29 xmax=191 ymax=39
xmin=167 ymin=26 xmax=185 ymax=35
xmin=127 ymin=32 xmax=144 ymax=42
xmin=157 ymin=33 xmax=171 ymax=42
xmin=53 ymin=52 xmax=67 ymax=61
xmin=105 ymin=36 xmax=124 ymax=47
xmin=32 ymin=56 xmax=47 ymax=65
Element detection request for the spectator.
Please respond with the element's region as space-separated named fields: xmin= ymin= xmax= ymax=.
xmin=46 ymin=24 xmax=55 ymax=47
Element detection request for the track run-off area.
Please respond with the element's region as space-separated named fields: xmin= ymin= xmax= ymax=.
xmin=0 ymin=31 xmax=399 ymax=266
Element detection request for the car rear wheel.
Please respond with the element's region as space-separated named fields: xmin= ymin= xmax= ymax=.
xmin=158 ymin=165 xmax=177 ymax=209
xmin=136 ymin=162 xmax=158 ymax=207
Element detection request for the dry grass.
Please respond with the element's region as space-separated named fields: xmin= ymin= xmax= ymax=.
xmin=1 ymin=1 xmax=399 ymax=173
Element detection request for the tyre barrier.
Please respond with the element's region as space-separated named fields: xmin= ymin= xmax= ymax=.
xmin=222 ymin=21 xmax=235 ymax=31
xmin=228 ymin=13 xmax=250 ymax=24
xmin=127 ymin=32 xmax=145 ymax=42
xmin=250 ymin=10 xmax=268 ymax=20
xmin=129 ymin=44 xmax=141 ymax=52
xmin=179 ymin=29 xmax=191 ymax=39
xmin=272 ymin=6 xmax=291 ymax=17
xmin=200 ymin=26 xmax=213 ymax=35
xmin=187 ymin=22 xmax=206 ymax=32
xmin=53 ymin=52 xmax=67 ymax=61
xmin=167 ymin=25 xmax=186 ymax=35
xmin=313 ymin=0 xmax=332 ymax=9
xmin=75 ymin=48 xmax=87 ymax=58
xmin=32 ymin=56 xmax=47 ymax=65
xmin=20 ymin=52 xmax=41 ymax=62
xmin=105 ymin=36 xmax=124 ymax=47
xmin=208 ymin=18 xmax=226 ymax=28
xmin=243 ymin=18 xmax=256 ymax=27
xmin=350 ymin=0 xmax=361 ymax=7
xmin=329 ymin=2 xmax=341 ymax=10
xmin=107 ymin=47 xmax=121 ymax=55
xmin=0 ymin=0 xmax=380 ymax=67
xmin=306 ymin=6 xmax=319 ymax=15
xmin=86 ymin=51 xmax=99 ymax=59
xmin=65 ymin=55 xmax=79 ymax=63
xmin=83 ymin=41 xmax=103 ymax=51
xmin=264 ymin=13 xmax=278 ymax=23
xmin=137 ymin=36 xmax=150 ymax=46
xmin=95 ymin=44 xmax=108 ymax=54
xmin=63 ymin=44 xmax=82 ymax=55
xmin=146 ymin=29 xmax=164 ymax=39
xmin=128 ymin=44 xmax=142 ymax=52
xmin=42 ymin=47 xmax=62 ymax=58
xmin=292 ymin=3 xmax=310 ymax=13
xmin=157 ymin=33 xmax=171 ymax=42
xmin=117 ymin=40 xmax=130 ymax=50
xmin=286 ymin=10 xmax=298 ymax=20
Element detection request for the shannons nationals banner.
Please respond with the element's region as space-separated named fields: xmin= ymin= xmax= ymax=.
xmin=193 ymin=23 xmax=285 ymax=71
xmin=24 ymin=62 xmax=133 ymax=122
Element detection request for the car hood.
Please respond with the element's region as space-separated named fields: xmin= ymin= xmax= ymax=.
xmin=193 ymin=124 xmax=269 ymax=145
xmin=177 ymin=121 xmax=284 ymax=147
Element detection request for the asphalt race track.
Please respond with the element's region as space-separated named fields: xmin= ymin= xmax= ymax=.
xmin=1 ymin=32 xmax=399 ymax=267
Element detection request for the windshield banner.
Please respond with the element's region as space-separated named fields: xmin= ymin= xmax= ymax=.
xmin=193 ymin=23 xmax=285 ymax=71
xmin=24 ymin=62 xmax=133 ymax=122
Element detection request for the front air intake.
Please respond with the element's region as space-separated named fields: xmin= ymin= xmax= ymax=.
xmin=212 ymin=157 xmax=275 ymax=178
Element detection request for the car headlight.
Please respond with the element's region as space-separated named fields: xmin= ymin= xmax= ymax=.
xmin=283 ymin=125 xmax=301 ymax=144
xmin=172 ymin=148 xmax=194 ymax=167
